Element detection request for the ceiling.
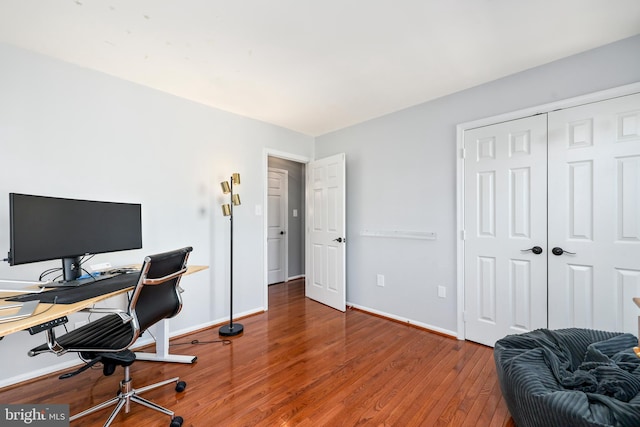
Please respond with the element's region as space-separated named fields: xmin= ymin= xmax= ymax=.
xmin=0 ymin=1 xmax=639 ymax=136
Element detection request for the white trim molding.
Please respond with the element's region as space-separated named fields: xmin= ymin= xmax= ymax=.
xmin=348 ymin=302 xmax=457 ymax=338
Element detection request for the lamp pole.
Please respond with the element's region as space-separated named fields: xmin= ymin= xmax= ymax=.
xmin=219 ymin=173 xmax=243 ymax=336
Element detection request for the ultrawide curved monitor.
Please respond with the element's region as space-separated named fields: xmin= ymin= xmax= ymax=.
xmin=9 ymin=193 xmax=142 ymax=281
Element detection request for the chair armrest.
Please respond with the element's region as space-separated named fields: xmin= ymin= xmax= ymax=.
xmin=142 ymin=267 xmax=188 ymax=285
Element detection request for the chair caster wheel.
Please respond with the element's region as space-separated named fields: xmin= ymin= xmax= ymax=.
xmin=103 ymin=363 xmax=116 ymax=376
xmin=170 ymin=416 xmax=183 ymax=427
xmin=175 ymin=381 xmax=187 ymax=392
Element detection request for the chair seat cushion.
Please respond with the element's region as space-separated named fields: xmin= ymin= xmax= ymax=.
xmin=30 ymin=314 xmax=135 ymax=354
xmin=495 ymin=328 xmax=640 ymax=427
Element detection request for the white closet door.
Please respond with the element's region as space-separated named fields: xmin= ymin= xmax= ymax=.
xmin=548 ymin=92 xmax=640 ymax=333
xmin=464 ymin=115 xmax=548 ymax=346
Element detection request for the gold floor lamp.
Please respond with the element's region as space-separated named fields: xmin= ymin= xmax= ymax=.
xmin=219 ymin=173 xmax=244 ymax=336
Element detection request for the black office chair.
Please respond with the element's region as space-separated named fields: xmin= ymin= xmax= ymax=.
xmin=29 ymin=246 xmax=193 ymax=427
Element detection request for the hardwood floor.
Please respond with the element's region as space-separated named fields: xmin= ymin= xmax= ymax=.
xmin=0 ymin=279 xmax=515 ymax=426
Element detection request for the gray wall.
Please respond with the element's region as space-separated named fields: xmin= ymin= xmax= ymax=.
xmin=268 ymin=157 xmax=305 ymax=278
xmin=315 ymin=35 xmax=640 ymax=335
xmin=1 ymin=34 xmax=638 ymax=386
xmin=0 ymin=43 xmax=313 ymax=386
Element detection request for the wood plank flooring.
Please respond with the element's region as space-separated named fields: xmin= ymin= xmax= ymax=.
xmin=0 ymin=279 xmax=515 ymax=426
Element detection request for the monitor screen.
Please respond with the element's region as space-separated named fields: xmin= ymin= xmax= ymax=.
xmin=9 ymin=193 xmax=142 ymax=281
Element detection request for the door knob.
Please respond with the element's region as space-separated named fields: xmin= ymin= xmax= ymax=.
xmin=280 ymin=231 xmax=285 ymax=235
xmin=333 ymin=237 xmax=344 ymax=243
xmin=521 ymin=246 xmax=543 ymax=255
xmin=552 ymin=247 xmax=576 ymax=256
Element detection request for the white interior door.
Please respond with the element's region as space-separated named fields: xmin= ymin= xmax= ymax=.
xmin=548 ymin=92 xmax=640 ymax=333
xmin=267 ymin=168 xmax=287 ymax=284
xmin=306 ymin=153 xmax=346 ymax=312
xmin=463 ymin=115 xmax=548 ymax=346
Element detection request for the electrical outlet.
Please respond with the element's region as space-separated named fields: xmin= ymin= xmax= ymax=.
xmin=377 ymin=274 xmax=385 ymax=287
xmin=438 ymin=286 xmax=446 ymax=298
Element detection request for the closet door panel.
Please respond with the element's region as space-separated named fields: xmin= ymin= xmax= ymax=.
xmin=617 ymin=268 xmax=640 ymax=334
xmin=463 ymin=115 xmax=548 ymax=346
xmin=548 ymin=92 xmax=640 ymax=332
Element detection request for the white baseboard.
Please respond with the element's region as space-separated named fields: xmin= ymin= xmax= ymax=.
xmin=0 ymin=305 xmax=454 ymax=389
xmin=165 ymin=307 xmax=265 ymax=339
xmin=0 ymin=358 xmax=83 ymax=389
xmin=347 ymin=302 xmax=457 ymax=338
xmin=0 ymin=307 xmax=266 ymax=389
xmin=133 ymin=307 xmax=265 ymax=349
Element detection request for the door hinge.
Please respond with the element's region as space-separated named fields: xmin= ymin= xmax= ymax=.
xmin=462 ymin=311 xmax=467 ymax=322
xmin=460 ymin=148 xmax=466 ymax=159
xmin=460 ymin=230 xmax=466 ymax=240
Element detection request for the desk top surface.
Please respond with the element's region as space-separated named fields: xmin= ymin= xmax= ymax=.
xmin=0 ymin=265 xmax=208 ymax=338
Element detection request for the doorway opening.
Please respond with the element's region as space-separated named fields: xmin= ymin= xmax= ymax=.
xmin=264 ymin=152 xmax=308 ymax=309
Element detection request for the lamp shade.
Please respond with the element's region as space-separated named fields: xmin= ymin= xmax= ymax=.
xmin=221 ymin=181 xmax=231 ymax=194
xmin=222 ymin=204 xmax=231 ymax=216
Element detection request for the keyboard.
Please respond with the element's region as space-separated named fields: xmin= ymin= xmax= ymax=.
xmin=8 ymin=273 xmax=139 ymax=305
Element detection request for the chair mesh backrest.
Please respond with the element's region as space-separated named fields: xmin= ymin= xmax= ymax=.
xmin=130 ymin=247 xmax=192 ymax=332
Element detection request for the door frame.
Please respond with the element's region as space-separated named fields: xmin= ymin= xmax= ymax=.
xmin=456 ymin=82 xmax=640 ymax=340
xmin=263 ymin=149 xmax=311 ymax=311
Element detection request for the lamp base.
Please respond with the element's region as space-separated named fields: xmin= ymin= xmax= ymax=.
xmin=219 ymin=323 xmax=244 ymax=337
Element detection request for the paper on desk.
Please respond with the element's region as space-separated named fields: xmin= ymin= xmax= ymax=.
xmin=0 ymin=279 xmax=48 ymax=293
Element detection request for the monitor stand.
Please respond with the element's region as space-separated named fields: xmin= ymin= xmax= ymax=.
xmin=61 ymin=256 xmax=82 ymax=282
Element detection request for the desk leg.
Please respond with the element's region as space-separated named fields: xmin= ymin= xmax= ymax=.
xmin=134 ymin=319 xmax=197 ymax=364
